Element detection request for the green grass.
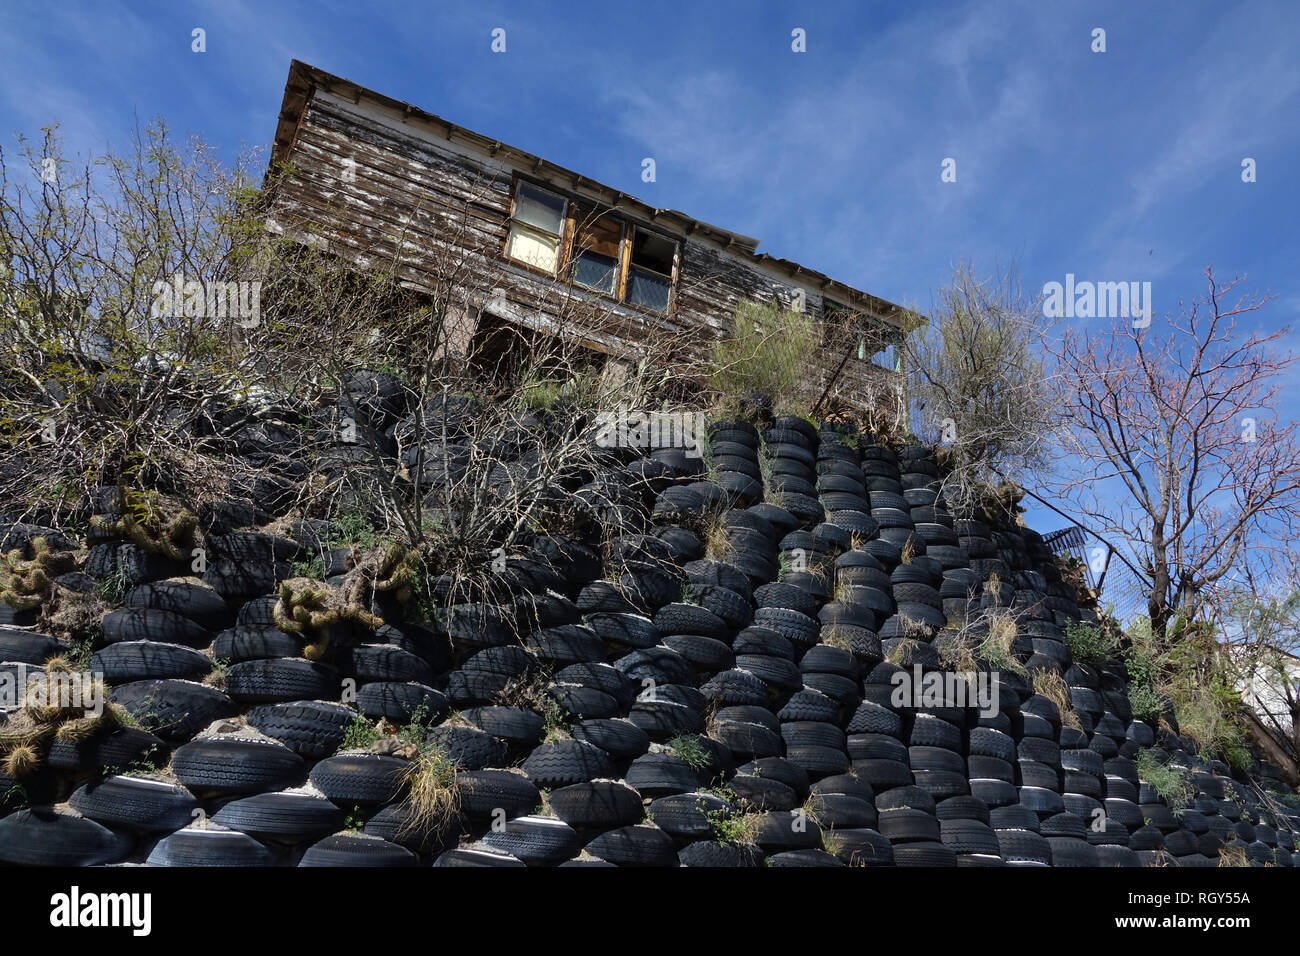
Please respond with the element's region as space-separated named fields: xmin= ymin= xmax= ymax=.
xmin=290 ymin=555 xmax=326 ymax=580
xmin=669 ymin=734 xmax=710 ymax=772
xmin=1136 ymin=748 xmax=1194 ymax=811
xmin=341 ymin=714 xmax=383 ymax=751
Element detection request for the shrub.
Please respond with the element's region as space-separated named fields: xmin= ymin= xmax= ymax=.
xmin=1063 ymin=621 xmax=1116 ymax=669
xmin=708 ymin=299 xmax=820 ymax=417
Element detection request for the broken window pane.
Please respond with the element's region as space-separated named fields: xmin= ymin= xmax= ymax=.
xmin=626 ymin=268 xmax=671 ymax=311
xmin=631 ymin=229 xmax=676 ymax=275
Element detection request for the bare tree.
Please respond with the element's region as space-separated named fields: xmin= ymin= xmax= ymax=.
xmin=1049 ymin=268 xmax=1300 ymax=653
xmin=902 ymin=262 xmax=1057 ymax=517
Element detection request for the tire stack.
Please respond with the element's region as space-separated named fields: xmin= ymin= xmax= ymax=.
xmin=5 ymin=419 xmax=1300 ymax=867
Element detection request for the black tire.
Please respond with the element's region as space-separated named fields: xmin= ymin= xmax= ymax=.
xmin=686 ymin=584 xmax=752 ymax=628
xmin=68 ymin=774 xmax=198 ymax=832
xmin=109 ymin=679 xmax=238 ymax=742
xmin=455 ymin=769 xmax=540 ymax=820
xmin=996 ymin=828 xmax=1052 ymax=865
xmin=584 ymin=612 xmax=659 ymax=649
xmin=571 ymin=718 xmax=651 ymax=758
xmin=662 ymin=633 xmax=735 ymax=671
xmin=226 ymin=658 xmax=339 ymax=704
xmin=345 ymin=644 xmax=436 ymax=685
xmin=212 ymin=625 xmax=303 ymax=662
xmin=47 ymin=726 xmax=165 ymax=774
xmin=170 ymin=736 xmax=306 ymax=795
xmin=244 ymin=700 xmax=354 ymax=759
xmin=648 ymin=792 xmax=728 ymax=838
xmin=0 ymin=807 xmax=132 ymax=865
xmin=147 ymin=827 xmax=276 ymax=866
xmin=100 ymin=608 xmax=213 ymax=649
xmin=460 ymin=705 xmax=544 ymax=746
xmin=892 ymin=840 xmax=957 ymax=866
xmin=624 ymin=751 xmax=703 ymax=796
xmin=424 ymin=724 xmax=508 ymax=770
xmin=753 ymin=607 xmax=819 ymax=645
xmin=524 ymin=625 xmax=606 ymax=665
xmin=653 ymin=603 xmax=729 ymax=640
xmin=299 ymin=831 xmax=418 ymax=867
xmin=522 ymin=740 xmax=614 ymax=787
xmin=124 ymin=579 xmax=234 ymax=630
xmin=481 ymin=815 xmax=582 ymax=865
xmin=735 ymin=654 xmax=803 ymax=692
xmin=212 ymin=789 xmax=346 ymax=843
xmin=357 ymin=682 xmax=449 ymax=722
xmin=91 ymin=641 xmax=213 ymax=684
xmin=584 ymin=824 xmax=679 ymax=866
xmin=310 ymin=753 xmax=410 ymax=805
xmin=548 ymin=780 xmax=643 ymax=828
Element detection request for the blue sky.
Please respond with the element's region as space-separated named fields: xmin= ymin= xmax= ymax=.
xmin=3 ymin=0 xmax=1298 ymax=555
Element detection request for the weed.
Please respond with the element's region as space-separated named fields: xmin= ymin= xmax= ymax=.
xmin=1135 ymin=748 xmax=1194 ymax=810
xmin=1032 ymin=668 xmax=1080 ymax=731
xmin=669 ymin=734 xmax=709 ymax=772
xmin=341 ymin=714 xmax=383 ymax=751
xmin=1063 ymin=621 xmax=1116 ymax=669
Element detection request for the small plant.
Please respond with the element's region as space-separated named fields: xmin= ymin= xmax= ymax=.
xmin=1 ymin=536 xmax=76 ymax=611
xmin=699 ymin=788 xmax=757 ymax=846
xmin=1032 ymin=668 xmax=1080 ymax=731
xmin=341 ymin=714 xmax=383 ymax=751
xmin=203 ymin=657 xmax=231 ymax=691
xmin=96 ymin=564 xmax=131 ymax=605
xmin=885 ymin=637 xmax=921 ymax=666
xmin=669 ymin=734 xmax=709 ymax=772
xmin=290 ymin=555 xmax=326 ymax=580
xmin=1135 ymin=748 xmax=1194 ymax=810
xmin=708 ymin=299 xmax=820 ymax=417
xmin=89 ymin=486 xmax=198 ymax=562
xmin=1218 ymin=844 xmax=1250 ymax=868
xmin=399 ymin=742 xmax=460 ymax=838
xmin=979 ymin=612 xmax=1028 ymax=678
xmin=1127 ymin=684 xmax=1166 ymax=725
xmin=328 ymin=508 xmax=380 ymax=551
xmin=344 ymin=805 xmax=366 ymax=832
xmin=1063 ymin=620 xmax=1116 ymax=669
xmin=397 ymin=701 xmax=438 ymax=749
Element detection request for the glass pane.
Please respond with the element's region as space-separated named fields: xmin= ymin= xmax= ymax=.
xmin=507 ymin=224 xmax=559 ymax=271
xmin=626 ymin=268 xmax=671 ymax=311
xmin=514 ymin=183 xmax=565 ymax=234
xmin=631 ymin=229 xmax=676 ymax=275
xmin=572 ymin=250 xmax=618 ymax=293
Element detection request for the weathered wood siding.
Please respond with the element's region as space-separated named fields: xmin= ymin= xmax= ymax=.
xmin=267 ymin=86 xmax=902 ymax=411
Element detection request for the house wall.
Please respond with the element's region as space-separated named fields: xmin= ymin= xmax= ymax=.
xmin=266 ymin=87 xmax=902 ymax=411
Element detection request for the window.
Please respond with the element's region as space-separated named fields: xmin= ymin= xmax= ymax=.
xmin=625 ymin=227 xmax=676 ymax=311
xmin=506 ymin=182 xmax=566 ymax=273
xmin=569 ymin=211 xmax=623 ymax=294
xmin=503 ymin=180 xmax=680 ymax=313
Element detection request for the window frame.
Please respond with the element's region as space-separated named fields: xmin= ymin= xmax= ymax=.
xmin=502 ymin=175 xmax=681 ymax=315
xmin=505 ymin=180 xmax=569 ymax=276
